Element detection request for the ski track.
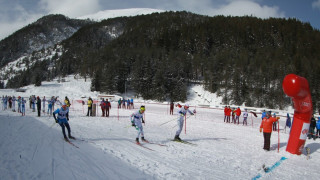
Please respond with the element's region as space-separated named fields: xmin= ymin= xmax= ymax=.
xmin=1 ymin=101 xmax=320 ymax=179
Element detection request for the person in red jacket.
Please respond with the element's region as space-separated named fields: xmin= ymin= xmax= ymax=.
xmin=260 ymin=111 xmax=280 ymax=151
xmin=234 ymin=107 xmax=241 ymax=124
xmin=226 ymin=106 xmax=231 ymax=123
xmin=224 ymin=106 xmax=228 ymax=122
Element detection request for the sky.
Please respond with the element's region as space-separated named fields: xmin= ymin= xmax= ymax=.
xmin=0 ymin=0 xmax=319 ymax=40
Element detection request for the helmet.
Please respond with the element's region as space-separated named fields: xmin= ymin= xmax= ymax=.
xmin=184 ymin=104 xmax=189 ymax=108
xmin=140 ymin=105 xmax=145 ymax=111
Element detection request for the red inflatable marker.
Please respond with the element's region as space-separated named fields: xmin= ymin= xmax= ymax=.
xmin=282 ymin=74 xmax=313 ymax=155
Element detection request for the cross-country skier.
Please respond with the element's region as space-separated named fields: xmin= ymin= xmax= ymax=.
xmin=53 ymin=102 xmax=75 ymax=141
xmin=130 ymin=105 xmax=147 ymax=144
xmin=174 ymin=104 xmax=194 ymax=141
xmin=260 ymin=111 xmax=279 ymax=151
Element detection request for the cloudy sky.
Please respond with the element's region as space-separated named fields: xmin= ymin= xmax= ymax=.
xmin=0 ymin=0 xmax=319 ymax=40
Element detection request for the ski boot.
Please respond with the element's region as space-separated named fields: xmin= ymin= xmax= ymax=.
xmin=68 ymin=135 xmax=76 ymax=140
xmin=174 ymin=135 xmax=181 ymax=141
xmin=141 ymin=137 xmax=149 ymax=143
xmin=136 ymin=138 xmax=140 ymax=144
xmin=64 ymin=136 xmax=69 ymax=141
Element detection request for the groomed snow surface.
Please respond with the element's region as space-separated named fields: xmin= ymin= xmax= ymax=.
xmin=1 ymin=76 xmax=319 ymax=180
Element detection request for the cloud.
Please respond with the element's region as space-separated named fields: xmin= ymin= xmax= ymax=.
xmin=38 ymin=0 xmax=101 ymax=18
xmin=312 ymin=0 xmax=320 ymax=10
xmin=0 ymin=3 xmax=42 ymax=40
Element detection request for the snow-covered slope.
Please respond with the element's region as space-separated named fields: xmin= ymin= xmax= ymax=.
xmin=0 ymin=75 xmax=319 ymax=179
xmin=78 ymin=8 xmax=166 ymax=21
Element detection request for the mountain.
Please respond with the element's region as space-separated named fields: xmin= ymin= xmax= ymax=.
xmin=0 ymin=14 xmax=93 ymax=68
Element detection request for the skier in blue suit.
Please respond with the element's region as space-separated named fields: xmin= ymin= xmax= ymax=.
xmin=53 ymin=102 xmax=75 ymax=141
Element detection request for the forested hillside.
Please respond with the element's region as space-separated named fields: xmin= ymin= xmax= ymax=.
xmin=5 ymin=11 xmax=320 ymax=110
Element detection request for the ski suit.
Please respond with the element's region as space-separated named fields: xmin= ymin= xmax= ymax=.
xmin=176 ymin=107 xmax=194 ymax=136
xmin=130 ymin=110 xmax=145 ymax=139
xmin=53 ymin=107 xmax=71 ymax=138
xmin=21 ymin=98 xmax=26 ymax=115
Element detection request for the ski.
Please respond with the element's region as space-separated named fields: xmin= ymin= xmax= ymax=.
xmin=252 ymin=157 xmax=287 ymax=180
xmin=142 ymin=140 xmax=167 ymax=147
xmin=170 ymin=139 xmax=197 ymax=146
xmin=306 ymin=147 xmax=311 ymax=160
xmin=63 ymin=138 xmax=79 ymax=148
xmin=134 ymin=142 xmax=155 ymax=151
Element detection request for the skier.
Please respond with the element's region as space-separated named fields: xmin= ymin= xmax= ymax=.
xmin=130 ymin=105 xmax=147 ymax=144
xmin=260 ymin=111 xmax=279 ymax=151
xmin=53 ymin=102 xmax=75 ymax=141
xmin=36 ymin=96 xmax=41 ymax=117
xmin=174 ymin=104 xmax=194 ymax=141
xmin=243 ymin=108 xmax=248 ymax=125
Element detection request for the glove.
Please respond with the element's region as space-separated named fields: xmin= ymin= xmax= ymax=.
xmin=260 ymin=128 xmax=262 ymax=133
xmin=191 ymin=113 xmax=194 ymax=115
xmin=67 ymin=117 xmax=69 ymax=121
xmin=142 ymin=119 xmax=145 ymax=123
xmin=276 ymin=117 xmax=280 ymax=120
xmin=131 ymin=123 xmax=135 ymax=127
xmin=55 ymin=119 xmax=58 ymax=123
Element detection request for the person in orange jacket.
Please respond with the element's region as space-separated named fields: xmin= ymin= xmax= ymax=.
xmin=234 ymin=107 xmax=241 ymax=124
xmin=260 ymin=111 xmax=280 ymax=151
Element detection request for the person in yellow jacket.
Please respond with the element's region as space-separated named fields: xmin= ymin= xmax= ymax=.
xmin=87 ymin=97 xmax=93 ymax=116
xmin=64 ymin=96 xmax=71 ymax=107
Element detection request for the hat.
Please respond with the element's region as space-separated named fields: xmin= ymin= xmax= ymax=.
xmin=62 ymin=102 xmax=67 ymax=106
xmin=184 ymin=104 xmax=190 ymax=108
xmin=140 ymin=105 xmax=145 ymax=111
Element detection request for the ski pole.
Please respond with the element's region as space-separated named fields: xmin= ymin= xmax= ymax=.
xmin=159 ymin=117 xmax=177 ymax=126
xmin=278 ymin=121 xmax=280 ymax=153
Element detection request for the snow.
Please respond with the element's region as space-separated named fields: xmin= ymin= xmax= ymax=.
xmin=1 ymin=76 xmax=319 ymax=180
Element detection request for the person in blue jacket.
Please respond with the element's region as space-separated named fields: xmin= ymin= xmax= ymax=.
xmin=316 ymin=117 xmax=320 ymax=139
xmin=53 ymin=102 xmax=75 ymax=141
xmin=261 ymin=110 xmax=267 ymax=120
